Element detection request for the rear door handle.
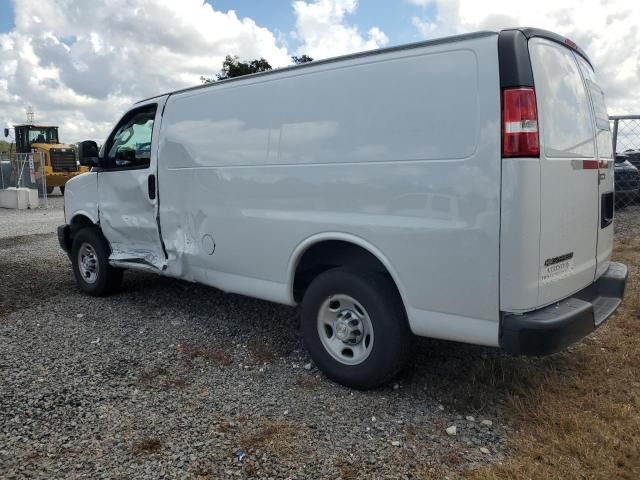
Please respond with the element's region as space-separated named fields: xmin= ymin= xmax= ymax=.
xmin=148 ymin=174 xmax=156 ymax=200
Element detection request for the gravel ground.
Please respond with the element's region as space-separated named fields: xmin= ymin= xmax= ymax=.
xmin=614 ymin=203 xmax=640 ymax=243
xmin=4 ymin=197 xmax=636 ymax=479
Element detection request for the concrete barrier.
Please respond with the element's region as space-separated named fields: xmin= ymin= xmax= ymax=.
xmin=0 ymin=187 xmax=39 ymax=209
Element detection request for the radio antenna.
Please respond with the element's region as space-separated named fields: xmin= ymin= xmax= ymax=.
xmin=26 ymin=105 xmax=34 ymax=124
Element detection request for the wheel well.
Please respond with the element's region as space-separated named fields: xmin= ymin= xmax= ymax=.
xmin=293 ymin=240 xmax=403 ymax=304
xmin=70 ymin=214 xmax=95 ymax=234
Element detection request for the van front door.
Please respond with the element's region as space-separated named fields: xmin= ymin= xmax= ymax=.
xmin=97 ymin=100 xmax=166 ymax=270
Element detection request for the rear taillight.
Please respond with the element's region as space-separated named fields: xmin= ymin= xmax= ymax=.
xmin=502 ymin=87 xmax=540 ymax=158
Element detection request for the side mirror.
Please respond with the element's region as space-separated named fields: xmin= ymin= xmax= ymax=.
xmin=3 ymin=128 xmax=8 ymax=138
xmin=78 ymin=140 xmax=100 ymax=167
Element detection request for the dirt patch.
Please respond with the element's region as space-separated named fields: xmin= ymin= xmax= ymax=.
xmin=0 ymin=251 xmax=71 ymax=318
xmin=175 ymin=342 xmax=234 ymax=366
xmin=138 ymin=366 xmax=187 ymax=390
xmin=131 ymin=437 xmax=162 ymax=455
xmin=0 ymin=233 xmax=52 ymax=250
xmin=336 ymin=459 xmax=360 ymax=480
xmin=247 ymin=338 xmax=282 ymax=364
xmin=294 ymin=374 xmax=321 ymax=389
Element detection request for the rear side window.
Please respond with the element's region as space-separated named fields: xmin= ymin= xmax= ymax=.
xmin=529 ymin=39 xmax=594 ymax=158
xmin=576 ymin=57 xmax=613 ymax=159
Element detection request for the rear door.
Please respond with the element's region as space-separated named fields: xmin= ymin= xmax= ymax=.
xmin=575 ymin=57 xmax=614 ymax=279
xmin=528 ymin=38 xmax=599 ymax=306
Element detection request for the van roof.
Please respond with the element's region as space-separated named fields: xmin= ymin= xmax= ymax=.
xmin=136 ymin=27 xmax=592 ymax=105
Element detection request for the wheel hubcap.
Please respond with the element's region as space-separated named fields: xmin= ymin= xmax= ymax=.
xmin=78 ymin=243 xmax=99 ymax=284
xmin=317 ymin=294 xmax=374 ymax=365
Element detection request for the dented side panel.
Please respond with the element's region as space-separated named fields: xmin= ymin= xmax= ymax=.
xmin=156 ymin=35 xmax=503 ymax=345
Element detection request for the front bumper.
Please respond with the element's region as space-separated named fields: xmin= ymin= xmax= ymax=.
xmin=501 ymin=262 xmax=628 ymax=356
xmin=57 ymin=224 xmax=72 ymax=255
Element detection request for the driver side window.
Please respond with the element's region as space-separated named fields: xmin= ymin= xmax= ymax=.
xmin=106 ymin=104 xmax=157 ymax=169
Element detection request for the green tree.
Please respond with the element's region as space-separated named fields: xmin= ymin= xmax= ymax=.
xmin=201 ymin=55 xmax=273 ymax=84
xmin=292 ymin=55 xmax=314 ymax=64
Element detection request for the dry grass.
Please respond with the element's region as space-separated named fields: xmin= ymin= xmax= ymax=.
xmin=468 ymin=239 xmax=640 ymax=479
xmin=138 ymin=366 xmax=186 ymax=390
xmin=294 ymin=374 xmax=321 ymax=389
xmin=138 ymin=366 xmax=169 ymax=383
xmin=336 ymin=458 xmax=359 ymax=480
xmin=239 ymin=418 xmax=303 ymax=456
xmin=247 ymin=338 xmax=281 ymax=364
xmin=131 ymin=437 xmax=162 ymax=455
xmin=176 ymin=342 xmax=233 ymax=366
xmin=188 ymin=462 xmax=214 ymax=479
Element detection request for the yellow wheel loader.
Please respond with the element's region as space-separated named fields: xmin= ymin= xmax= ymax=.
xmin=6 ymin=125 xmax=89 ymax=194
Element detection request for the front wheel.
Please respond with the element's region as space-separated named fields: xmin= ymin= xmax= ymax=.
xmin=60 ymin=185 xmax=65 ymax=195
xmin=71 ymin=227 xmax=123 ymax=296
xmin=301 ymin=268 xmax=412 ymax=389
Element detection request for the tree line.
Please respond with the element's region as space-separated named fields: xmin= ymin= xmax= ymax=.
xmin=201 ymin=54 xmax=314 ymax=84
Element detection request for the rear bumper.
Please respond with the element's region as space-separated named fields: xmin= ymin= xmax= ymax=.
xmin=501 ymin=262 xmax=627 ymax=356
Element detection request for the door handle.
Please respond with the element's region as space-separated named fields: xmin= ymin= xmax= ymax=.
xmin=148 ymin=174 xmax=156 ymax=200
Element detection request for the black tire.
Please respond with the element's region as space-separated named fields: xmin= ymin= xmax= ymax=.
xmin=60 ymin=185 xmax=65 ymax=195
xmin=71 ymin=227 xmax=123 ymax=296
xmin=46 ymin=186 xmax=54 ymax=194
xmin=301 ymin=268 xmax=412 ymax=389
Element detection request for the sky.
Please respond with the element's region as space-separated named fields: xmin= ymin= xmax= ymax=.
xmin=0 ymin=0 xmax=638 ymax=143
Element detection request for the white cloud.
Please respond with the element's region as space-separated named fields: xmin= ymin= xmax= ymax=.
xmin=0 ymin=0 xmax=389 ymax=143
xmin=0 ymin=0 xmax=291 ymax=142
xmin=411 ymin=0 xmax=640 ymax=115
xmin=292 ymin=0 xmax=389 ymax=58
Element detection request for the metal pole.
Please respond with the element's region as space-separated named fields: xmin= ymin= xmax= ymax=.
xmin=611 ymin=118 xmax=619 ymax=155
xmin=40 ymin=152 xmax=47 ymax=208
xmin=16 ymin=154 xmax=24 ymax=187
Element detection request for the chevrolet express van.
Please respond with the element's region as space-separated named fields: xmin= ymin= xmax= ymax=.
xmin=59 ymin=28 xmax=627 ymax=389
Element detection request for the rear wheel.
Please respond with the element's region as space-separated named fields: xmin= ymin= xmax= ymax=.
xmin=71 ymin=227 xmax=123 ymax=296
xmin=60 ymin=185 xmax=65 ymax=195
xmin=46 ymin=186 xmax=54 ymax=194
xmin=301 ymin=268 xmax=412 ymax=389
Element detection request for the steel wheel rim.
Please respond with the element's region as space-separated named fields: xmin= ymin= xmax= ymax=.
xmin=317 ymin=294 xmax=374 ymax=365
xmin=78 ymin=242 xmax=99 ymax=284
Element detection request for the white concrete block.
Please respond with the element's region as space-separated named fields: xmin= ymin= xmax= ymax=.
xmin=0 ymin=187 xmax=39 ymax=209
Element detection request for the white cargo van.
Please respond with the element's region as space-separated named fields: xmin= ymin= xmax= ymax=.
xmin=59 ymin=28 xmax=627 ymax=389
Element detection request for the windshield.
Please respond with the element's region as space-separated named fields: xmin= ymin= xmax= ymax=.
xmin=28 ymin=127 xmax=59 ymax=144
